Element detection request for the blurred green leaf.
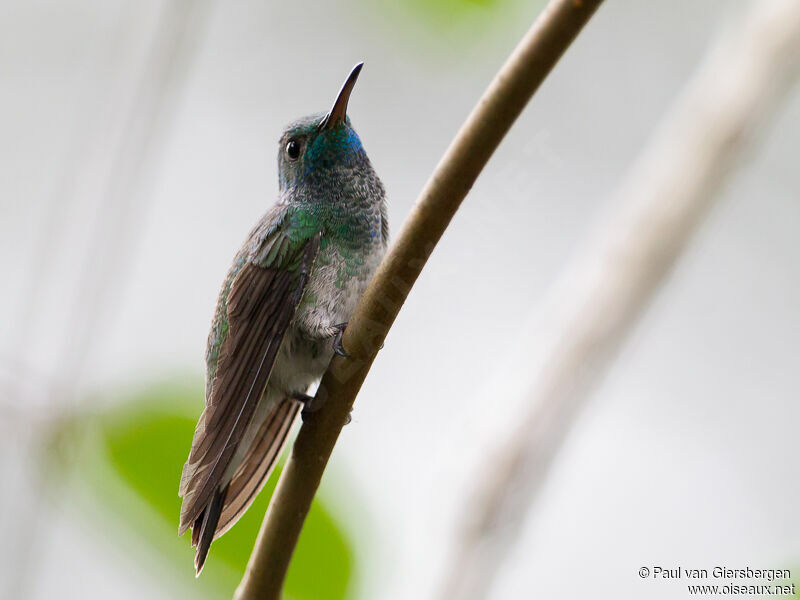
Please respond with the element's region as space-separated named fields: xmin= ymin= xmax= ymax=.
xmin=369 ymin=0 xmax=535 ymax=44
xmin=69 ymin=382 xmax=355 ymax=600
xmin=405 ymin=0 xmax=504 ymax=21
xmin=359 ymin=0 xmax=546 ymax=67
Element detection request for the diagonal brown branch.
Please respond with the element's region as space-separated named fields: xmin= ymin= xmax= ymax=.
xmin=233 ymin=1 xmax=604 ymax=597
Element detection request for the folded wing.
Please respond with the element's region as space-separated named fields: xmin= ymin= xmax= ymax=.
xmin=178 ymin=212 xmax=320 ymax=572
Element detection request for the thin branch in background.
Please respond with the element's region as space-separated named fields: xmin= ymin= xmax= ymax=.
xmin=3 ymin=1 xmax=214 ymax=597
xmin=438 ymin=1 xmax=800 ymax=598
xmin=232 ymin=1 xmax=605 ymax=598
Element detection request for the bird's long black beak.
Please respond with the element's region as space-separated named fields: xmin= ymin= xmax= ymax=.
xmin=321 ymin=62 xmax=363 ymax=130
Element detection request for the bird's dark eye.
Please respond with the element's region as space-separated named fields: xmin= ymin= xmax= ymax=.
xmin=286 ymin=139 xmax=301 ymax=160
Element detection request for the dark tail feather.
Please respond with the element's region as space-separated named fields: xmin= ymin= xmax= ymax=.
xmin=186 ymin=398 xmax=298 ymax=574
xmin=194 ymin=484 xmax=228 ymax=576
xmin=191 ymin=514 xmax=202 ymax=548
xmin=215 ymin=399 xmax=299 ymax=536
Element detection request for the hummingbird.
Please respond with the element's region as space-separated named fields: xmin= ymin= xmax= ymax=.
xmin=178 ymin=63 xmax=388 ymax=574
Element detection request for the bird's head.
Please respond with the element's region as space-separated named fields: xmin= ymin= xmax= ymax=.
xmin=277 ymin=63 xmax=373 ymax=195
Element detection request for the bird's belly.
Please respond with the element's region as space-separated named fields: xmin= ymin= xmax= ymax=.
xmin=270 ymin=242 xmax=384 ymax=395
xmin=268 ymin=327 xmax=332 ymax=395
xmin=297 ymin=243 xmax=383 ymax=331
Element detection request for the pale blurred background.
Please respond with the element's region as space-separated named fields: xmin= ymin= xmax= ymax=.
xmin=1 ymin=0 xmax=799 ymax=599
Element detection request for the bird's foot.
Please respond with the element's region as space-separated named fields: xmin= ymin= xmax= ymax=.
xmin=291 ymin=392 xmax=353 ymax=425
xmin=331 ymin=322 xmax=350 ymax=358
xmin=330 ymin=322 xmax=388 ymax=357
xmin=292 ymin=392 xmax=325 ymax=422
